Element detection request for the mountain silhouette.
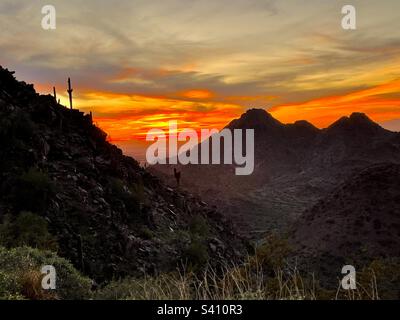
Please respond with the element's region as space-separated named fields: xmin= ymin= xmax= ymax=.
xmin=154 ymin=108 xmax=400 ymax=235
xmin=227 ymin=108 xmax=284 ymax=130
xmin=0 ymin=66 xmax=245 ymax=280
xmin=326 ymin=112 xmax=385 ymax=134
xmin=290 ymin=163 xmax=400 ymax=282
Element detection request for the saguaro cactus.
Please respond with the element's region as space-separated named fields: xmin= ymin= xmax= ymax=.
xmin=67 ymin=77 xmax=73 ymax=110
xmin=174 ymin=168 xmax=181 ymax=187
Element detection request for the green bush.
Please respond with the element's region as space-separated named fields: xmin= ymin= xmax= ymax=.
xmin=138 ymin=226 xmax=154 ymax=240
xmin=0 ymin=211 xmax=58 ymax=251
xmin=109 ymin=178 xmax=142 ymax=221
xmin=184 ymin=239 xmax=209 ymax=269
xmin=183 ymin=216 xmax=210 ymax=270
xmin=0 ymin=270 xmax=24 ymax=300
xmin=0 ymin=246 xmax=92 ymax=300
xmin=357 ymin=258 xmax=400 ymax=300
xmin=189 ymin=215 xmax=210 ymax=238
xmin=94 ymin=273 xmax=191 ymax=300
xmin=253 ymin=234 xmax=291 ymax=271
xmin=13 ymin=168 xmax=56 ymax=213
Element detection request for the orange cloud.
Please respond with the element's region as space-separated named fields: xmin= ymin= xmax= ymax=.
xmin=76 ymin=91 xmax=244 ymax=141
xmin=95 ymin=109 xmax=241 ymax=142
xmin=180 ymin=89 xmax=214 ymax=99
xmin=270 ymin=80 xmax=400 ymax=127
xmin=35 ymin=78 xmax=400 ymax=148
xmin=225 ymin=94 xmax=278 ymax=102
xmin=110 ymin=67 xmax=138 ymax=81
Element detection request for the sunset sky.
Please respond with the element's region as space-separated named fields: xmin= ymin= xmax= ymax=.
xmin=1 ymin=0 xmax=400 ymax=158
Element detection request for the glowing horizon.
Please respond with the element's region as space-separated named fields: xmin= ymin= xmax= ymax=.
xmin=31 ymin=78 xmax=400 ymax=143
xmin=1 ymin=0 xmax=400 ymax=151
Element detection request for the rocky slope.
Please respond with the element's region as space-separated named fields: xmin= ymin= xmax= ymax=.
xmin=0 ymin=67 xmax=245 ymax=281
xmin=290 ymin=163 xmax=400 ymax=281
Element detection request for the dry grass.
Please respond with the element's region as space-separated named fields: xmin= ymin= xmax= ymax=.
xmin=18 ymin=269 xmax=58 ymax=300
xmin=95 ymin=256 xmax=387 ymax=300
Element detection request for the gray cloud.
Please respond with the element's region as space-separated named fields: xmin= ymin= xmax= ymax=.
xmin=1 ymin=0 xmax=400 ymax=109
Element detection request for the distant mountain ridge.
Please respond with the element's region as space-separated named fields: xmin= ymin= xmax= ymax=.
xmin=227 ymin=108 xmax=284 ymax=130
xmin=154 ymin=108 xmax=400 ymax=235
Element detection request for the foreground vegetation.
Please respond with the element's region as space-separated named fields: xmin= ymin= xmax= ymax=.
xmin=94 ymin=255 xmax=400 ymax=300
xmin=0 ymin=190 xmax=398 ymax=300
xmin=1 ymin=242 xmax=399 ymax=300
xmin=0 ymin=246 xmax=91 ymax=300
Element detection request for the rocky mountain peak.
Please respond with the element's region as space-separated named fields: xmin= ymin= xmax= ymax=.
xmin=226 ymin=108 xmax=283 ymax=130
xmin=326 ymin=112 xmax=385 ymax=135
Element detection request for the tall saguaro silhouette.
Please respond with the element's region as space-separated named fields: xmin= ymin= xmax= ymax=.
xmin=174 ymin=168 xmax=181 ymax=187
xmin=67 ymin=77 xmax=73 ymax=110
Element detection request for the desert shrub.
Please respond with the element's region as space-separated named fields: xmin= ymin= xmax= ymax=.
xmin=18 ymin=269 xmax=57 ymax=300
xmin=130 ymin=181 xmax=146 ymax=203
xmin=109 ymin=178 xmax=142 ymax=221
xmin=94 ymin=277 xmax=140 ymax=300
xmin=109 ymin=177 xmax=125 ymax=196
xmin=13 ymin=168 xmax=56 ymax=213
xmin=181 ymin=215 xmax=211 ymax=270
xmin=184 ymin=239 xmax=209 ymax=270
xmin=357 ymin=258 xmax=400 ymax=300
xmin=0 ymin=246 xmax=92 ymax=300
xmin=94 ymin=261 xmax=316 ymax=300
xmin=137 ymin=226 xmax=154 ymax=240
xmin=0 ymin=270 xmax=24 ymax=300
xmin=189 ymin=215 xmax=209 ymax=238
xmin=94 ymin=273 xmax=193 ymax=300
xmin=0 ymin=211 xmax=58 ymax=251
xmin=94 ymin=257 xmax=394 ymax=300
xmin=253 ymin=234 xmax=291 ymax=272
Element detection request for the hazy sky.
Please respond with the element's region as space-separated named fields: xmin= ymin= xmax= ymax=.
xmin=1 ymin=0 xmax=400 ymax=148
